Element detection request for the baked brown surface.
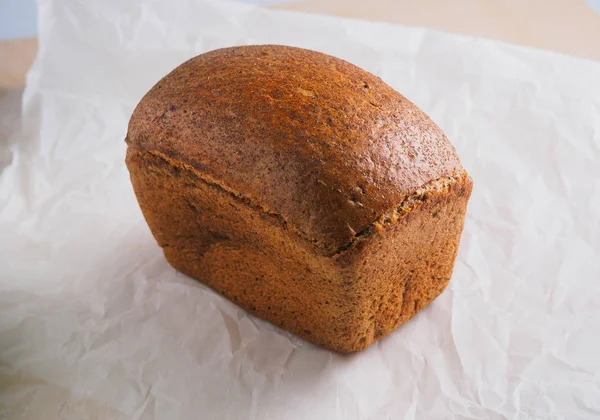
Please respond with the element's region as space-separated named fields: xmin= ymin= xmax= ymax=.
xmin=126 ymin=45 xmax=472 ymax=352
xmin=127 ymin=45 xmax=463 ymax=253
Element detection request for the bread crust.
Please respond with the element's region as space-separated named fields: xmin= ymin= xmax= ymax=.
xmin=127 ymin=45 xmax=463 ymax=253
xmin=126 ymin=45 xmax=472 ymax=352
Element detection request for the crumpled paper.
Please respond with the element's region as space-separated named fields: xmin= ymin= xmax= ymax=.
xmin=1 ymin=0 xmax=600 ymax=418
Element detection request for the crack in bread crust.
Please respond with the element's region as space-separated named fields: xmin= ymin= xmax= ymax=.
xmin=126 ymin=145 xmax=472 ymax=352
xmin=126 ymin=45 xmax=464 ymax=252
xmin=128 ymin=145 xmax=467 ymax=258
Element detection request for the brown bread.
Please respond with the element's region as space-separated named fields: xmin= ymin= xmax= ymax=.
xmin=126 ymin=45 xmax=472 ymax=352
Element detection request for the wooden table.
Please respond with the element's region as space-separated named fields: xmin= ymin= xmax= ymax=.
xmin=1 ymin=0 xmax=599 ymax=89
xmin=275 ymin=0 xmax=600 ymax=61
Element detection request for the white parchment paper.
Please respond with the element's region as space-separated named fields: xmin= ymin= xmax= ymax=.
xmin=1 ymin=1 xmax=600 ymax=418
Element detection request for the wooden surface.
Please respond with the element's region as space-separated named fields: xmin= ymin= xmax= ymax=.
xmin=273 ymin=0 xmax=600 ymax=62
xmin=1 ymin=0 xmax=599 ymax=89
xmin=0 ymin=38 xmax=37 ymax=89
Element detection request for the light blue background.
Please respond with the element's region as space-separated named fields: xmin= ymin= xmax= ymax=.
xmin=0 ymin=0 xmax=37 ymax=39
xmin=588 ymin=0 xmax=600 ymax=14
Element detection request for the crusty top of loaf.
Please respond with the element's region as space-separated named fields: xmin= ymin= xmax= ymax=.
xmin=127 ymin=45 xmax=463 ymax=253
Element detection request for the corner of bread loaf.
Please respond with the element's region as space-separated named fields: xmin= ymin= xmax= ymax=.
xmin=333 ymin=170 xmax=472 ymax=261
xmin=328 ymin=170 xmax=472 ymax=352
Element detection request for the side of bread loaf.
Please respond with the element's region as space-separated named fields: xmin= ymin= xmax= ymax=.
xmin=126 ymin=45 xmax=472 ymax=352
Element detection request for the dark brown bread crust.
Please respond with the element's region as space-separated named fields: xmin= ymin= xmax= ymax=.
xmin=127 ymin=45 xmax=463 ymax=253
xmin=125 ymin=45 xmax=472 ymax=352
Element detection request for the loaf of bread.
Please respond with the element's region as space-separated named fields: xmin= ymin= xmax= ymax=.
xmin=126 ymin=45 xmax=472 ymax=352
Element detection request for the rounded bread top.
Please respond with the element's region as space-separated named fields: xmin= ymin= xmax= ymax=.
xmin=127 ymin=45 xmax=463 ymax=253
